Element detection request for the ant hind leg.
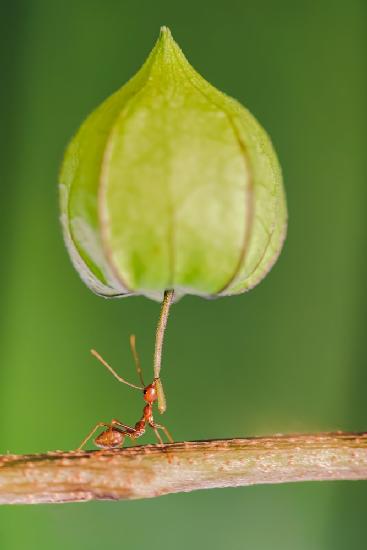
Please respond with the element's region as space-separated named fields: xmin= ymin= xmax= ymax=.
xmin=111 ymin=418 xmax=135 ymax=433
xmin=77 ymin=422 xmax=111 ymax=451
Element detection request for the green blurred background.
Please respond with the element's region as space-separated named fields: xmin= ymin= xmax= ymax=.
xmin=0 ymin=1 xmax=366 ymax=548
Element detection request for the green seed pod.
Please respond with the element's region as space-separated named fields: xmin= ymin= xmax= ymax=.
xmin=60 ymin=27 xmax=287 ymax=302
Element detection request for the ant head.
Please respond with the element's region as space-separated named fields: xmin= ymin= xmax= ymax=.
xmin=143 ymin=382 xmax=157 ymax=404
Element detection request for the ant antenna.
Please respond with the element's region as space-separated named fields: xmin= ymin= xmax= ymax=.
xmin=129 ymin=334 xmax=145 ymax=388
xmin=90 ymin=349 xmax=143 ymax=390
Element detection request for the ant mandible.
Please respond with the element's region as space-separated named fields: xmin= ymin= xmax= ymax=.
xmin=77 ymin=334 xmax=173 ymax=450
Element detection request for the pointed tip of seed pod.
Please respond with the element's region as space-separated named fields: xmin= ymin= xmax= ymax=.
xmin=160 ymin=25 xmax=172 ymax=36
xmin=156 ymin=26 xmax=177 ymax=57
xmin=159 ymin=26 xmax=175 ymax=46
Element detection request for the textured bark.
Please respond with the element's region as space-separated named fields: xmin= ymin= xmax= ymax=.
xmin=0 ymin=432 xmax=366 ymax=505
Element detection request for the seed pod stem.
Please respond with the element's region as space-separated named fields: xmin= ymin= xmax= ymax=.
xmin=154 ymin=289 xmax=174 ymax=413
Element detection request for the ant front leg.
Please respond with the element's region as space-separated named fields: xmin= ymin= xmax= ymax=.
xmin=152 ymin=427 xmax=163 ymax=445
xmin=150 ymin=422 xmax=173 ymax=444
xmin=77 ymin=422 xmax=112 ymax=450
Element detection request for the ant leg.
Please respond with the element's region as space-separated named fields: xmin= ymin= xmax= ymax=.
xmin=111 ymin=418 xmax=135 ymax=434
xmin=77 ymin=422 xmax=111 ymax=450
xmin=152 ymin=427 xmax=164 ymax=445
xmin=151 ymin=422 xmax=173 ymax=443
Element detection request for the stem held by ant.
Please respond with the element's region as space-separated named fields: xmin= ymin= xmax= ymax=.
xmin=153 ymin=289 xmax=174 ymax=413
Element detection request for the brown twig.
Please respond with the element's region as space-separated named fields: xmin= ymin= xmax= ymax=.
xmin=0 ymin=432 xmax=366 ymax=505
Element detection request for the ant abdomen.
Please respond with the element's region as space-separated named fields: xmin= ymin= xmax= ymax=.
xmin=94 ymin=428 xmax=125 ymax=449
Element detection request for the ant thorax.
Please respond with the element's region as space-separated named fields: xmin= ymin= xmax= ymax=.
xmin=143 ymin=404 xmax=154 ymax=423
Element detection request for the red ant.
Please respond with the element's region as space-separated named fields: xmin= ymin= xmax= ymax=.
xmin=78 ymin=335 xmax=173 ymax=450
